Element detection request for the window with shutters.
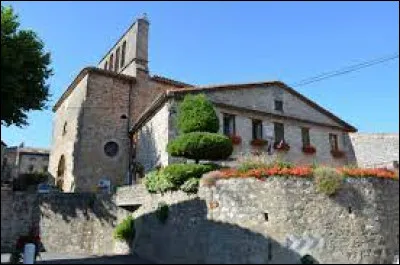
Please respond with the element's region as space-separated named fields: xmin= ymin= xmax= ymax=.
xmin=252 ymin=119 xmax=263 ymax=140
xmin=301 ymin=127 xmax=310 ymax=147
xmin=274 ymin=122 xmax=284 ymax=142
xmin=223 ymin=114 xmax=236 ymax=136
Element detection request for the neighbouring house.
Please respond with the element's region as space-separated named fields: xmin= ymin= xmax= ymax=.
xmin=3 ymin=145 xmax=50 ymax=183
xmin=49 ymin=14 xmax=395 ymax=193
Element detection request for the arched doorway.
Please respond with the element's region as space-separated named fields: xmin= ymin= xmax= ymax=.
xmin=56 ymin=155 xmax=65 ymax=190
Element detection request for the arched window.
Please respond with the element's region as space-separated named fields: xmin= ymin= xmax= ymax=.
xmin=104 ymin=61 xmax=108 ymax=70
xmin=115 ymin=47 xmax=120 ymax=72
xmin=109 ymin=53 xmax=114 ymax=71
xmin=56 ymin=155 xmax=66 ymax=190
xmin=121 ymin=41 xmax=126 ymax=68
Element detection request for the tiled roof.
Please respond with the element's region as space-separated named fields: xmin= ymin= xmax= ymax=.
xmin=151 ymin=75 xmax=193 ymax=88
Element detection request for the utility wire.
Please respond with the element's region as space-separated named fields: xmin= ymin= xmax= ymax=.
xmin=291 ymin=53 xmax=399 ymax=87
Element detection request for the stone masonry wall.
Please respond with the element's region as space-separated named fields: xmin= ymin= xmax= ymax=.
xmin=136 ymin=103 xmax=170 ymax=172
xmin=117 ymin=177 xmax=399 ymax=264
xmin=49 ymin=75 xmax=89 ymax=192
xmin=1 ymin=191 xmax=129 ymax=254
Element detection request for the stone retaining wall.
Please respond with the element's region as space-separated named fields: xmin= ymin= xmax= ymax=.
xmin=117 ymin=177 xmax=399 ymax=264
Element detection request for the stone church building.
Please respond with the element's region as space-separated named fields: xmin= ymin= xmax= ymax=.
xmin=49 ymin=15 xmax=361 ymax=192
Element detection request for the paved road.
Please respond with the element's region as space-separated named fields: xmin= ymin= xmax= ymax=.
xmin=1 ymin=253 xmax=154 ymax=264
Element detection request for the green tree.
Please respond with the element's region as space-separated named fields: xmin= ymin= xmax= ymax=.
xmin=167 ymin=94 xmax=233 ymax=163
xmin=1 ymin=5 xmax=52 ymax=127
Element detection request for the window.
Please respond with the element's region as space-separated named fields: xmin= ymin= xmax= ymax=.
xmin=29 ymin=157 xmax=37 ymax=161
xmin=223 ymin=114 xmax=236 ymax=136
xmin=62 ymin=122 xmax=67 ymax=136
xmin=115 ymin=47 xmax=120 ymax=72
xmin=121 ymin=41 xmax=126 ymax=68
xmin=274 ymin=100 xmax=283 ymax=111
xmin=109 ymin=53 xmax=114 ymax=71
xmin=252 ymin=119 xmax=263 ymax=140
xmin=274 ymin=122 xmax=284 ymax=142
xmin=104 ymin=141 xmax=119 ymax=157
xmin=28 ymin=165 xmax=34 ymax=172
xmin=329 ymin=133 xmax=338 ymax=151
xmin=301 ymin=127 xmax=310 ymax=147
xmin=104 ymin=61 xmax=108 ymax=70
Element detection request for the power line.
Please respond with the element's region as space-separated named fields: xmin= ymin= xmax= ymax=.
xmin=291 ymin=53 xmax=399 ymax=87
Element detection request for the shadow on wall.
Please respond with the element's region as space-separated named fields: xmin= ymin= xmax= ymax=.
xmin=132 ymin=198 xmax=311 ymax=264
xmin=37 ymin=193 xmax=117 ymax=225
xmin=139 ymin=125 xmax=161 ymax=173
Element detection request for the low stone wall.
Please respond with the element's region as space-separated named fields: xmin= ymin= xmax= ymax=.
xmin=1 ymin=191 xmax=130 ymax=254
xmin=117 ymin=177 xmax=399 ymax=264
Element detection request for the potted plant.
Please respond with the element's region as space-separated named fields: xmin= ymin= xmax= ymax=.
xmin=331 ymin=149 xmax=345 ymax=158
xmin=274 ymin=140 xmax=290 ymax=151
xmin=250 ymin=139 xmax=268 ymax=147
xmin=229 ymin=135 xmax=242 ymax=145
xmin=302 ymin=145 xmax=316 ymax=154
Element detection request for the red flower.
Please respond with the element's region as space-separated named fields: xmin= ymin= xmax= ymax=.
xmin=229 ymin=135 xmax=242 ymax=145
xmin=331 ymin=150 xmax=345 ymax=158
xmin=273 ymin=140 xmax=290 ymax=151
xmin=302 ymin=145 xmax=316 ymax=154
xmin=250 ymin=139 xmax=268 ymax=147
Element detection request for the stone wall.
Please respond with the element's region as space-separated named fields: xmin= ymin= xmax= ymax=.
xmin=117 ymin=177 xmax=399 ymax=264
xmin=49 ymin=75 xmax=89 ymax=192
xmin=136 ymin=103 xmax=170 ymax=172
xmin=348 ymin=133 xmax=399 ymax=168
xmin=1 ymin=191 xmax=129 ymax=254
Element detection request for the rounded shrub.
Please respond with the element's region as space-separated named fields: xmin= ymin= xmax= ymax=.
xmin=313 ymin=166 xmax=343 ymax=196
xmin=113 ymin=216 xmax=135 ymax=242
xmin=162 ymin=163 xmax=220 ymax=185
xmin=176 ymin=94 xmax=219 ymax=133
xmin=167 ymin=132 xmax=233 ymax=162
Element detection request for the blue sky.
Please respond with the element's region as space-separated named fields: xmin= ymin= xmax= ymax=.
xmin=1 ymin=1 xmax=399 ymax=148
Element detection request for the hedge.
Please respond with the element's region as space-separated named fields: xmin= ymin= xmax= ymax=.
xmin=167 ymin=132 xmax=233 ymax=162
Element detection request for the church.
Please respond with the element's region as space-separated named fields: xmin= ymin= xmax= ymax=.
xmin=49 ymin=15 xmax=359 ymax=192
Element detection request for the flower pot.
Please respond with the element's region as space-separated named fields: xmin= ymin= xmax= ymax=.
xmin=229 ymin=135 xmax=242 ymax=145
xmin=273 ymin=141 xmax=290 ymax=151
xmin=302 ymin=145 xmax=316 ymax=154
xmin=331 ymin=150 xmax=345 ymax=158
xmin=250 ymin=139 xmax=268 ymax=147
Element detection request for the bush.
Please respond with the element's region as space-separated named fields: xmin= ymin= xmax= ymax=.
xmin=113 ymin=216 xmax=135 ymax=242
xmin=167 ymin=132 xmax=233 ymax=162
xmin=156 ymin=202 xmax=169 ymax=224
xmin=14 ymin=172 xmax=49 ymax=191
xmin=176 ymin=94 xmax=219 ymax=133
xmin=181 ymin=178 xmax=200 ymax=194
xmin=238 ymin=161 xmax=271 ymax=173
xmin=313 ymin=167 xmax=343 ymax=196
xmin=163 ymin=163 xmax=220 ymax=185
xmin=144 ymin=170 xmax=176 ymax=194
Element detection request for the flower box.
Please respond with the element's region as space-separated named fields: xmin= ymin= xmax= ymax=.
xmin=250 ymin=139 xmax=268 ymax=147
xmin=302 ymin=145 xmax=316 ymax=154
xmin=273 ymin=140 xmax=290 ymax=151
xmin=331 ymin=149 xmax=345 ymax=158
xmin=229 ymin=135 xmax=242 ymax=145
